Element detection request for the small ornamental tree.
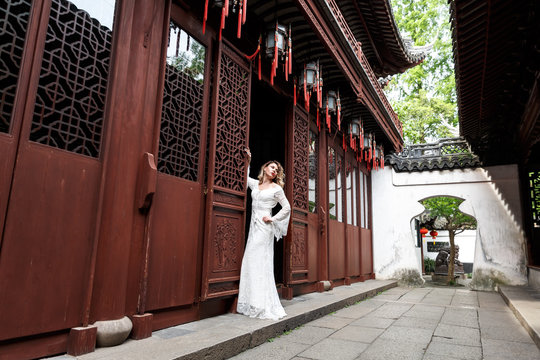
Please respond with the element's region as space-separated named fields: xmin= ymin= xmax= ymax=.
xmin=421 ymin=197 xmax=477 ymax=284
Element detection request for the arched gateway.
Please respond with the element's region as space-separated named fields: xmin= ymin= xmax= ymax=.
xmin=371 ymin=138 xmax=528 ymax=289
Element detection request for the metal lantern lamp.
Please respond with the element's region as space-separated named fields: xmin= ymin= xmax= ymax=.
xmin=364 ymin=132 xmax=372 ymax=149
xmin=326 ymin=90 xmax=337 ymax=113
xmin=265 ymin=22 xmax=288 ymax=58
xmin=348 ymin=118 xmax=361 ymax=151
xmin=299 ymin=61 xmax=318 ymax=90
xmin=299 ymin=60 xmax=321 ymax=113
xmin=349 ymin=118 xmax=361 ymax=137
xmin=264 ymin=21 xmax=292 ymax=85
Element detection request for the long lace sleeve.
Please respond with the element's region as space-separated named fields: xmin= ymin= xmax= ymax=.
xmin=246 ymin=166 xmax=258 ymax=190
xmin=271 ymin=187 xmax=291 ymax=241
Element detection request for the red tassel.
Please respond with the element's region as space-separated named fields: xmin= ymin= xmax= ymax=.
xmin=293 ymin=81 xmax=297 ymax=106
xmin=289 ymin=47 xmax=292 ymax=74
xmin=237 ymin=8 xmax=242 ymax=38
xmin=288 ymin=25 xmax=292 ymax=75
xmin=203 ymin=0 xmax=209 ymax=34
xmin=242 ymin=0 xmax=247 ymax=24
xmin=258 ymin=52 xmax=261 ymax=80
xmin=303 ymin=67 xmax=308 ymax=111
xmin=285 ymin=52 xmax=289 ymax=81
xmin=219 ymin=7 xmax=226 ymax=41
xmin=271 ymin=28 xmax=278 ymax=85
xmin=224 ymin=0 xmax=229 ymax=16
xmin=326 ymin=105 xmax=330 ymax=132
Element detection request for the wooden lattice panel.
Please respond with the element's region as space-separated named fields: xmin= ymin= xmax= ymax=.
xmin=30 ymin=0 xmax=111 ymax=158
xmin=214 ymin=51 xmax=249 ymax=192
xmin=292 ymin=110 xmax=308 ymax=210
xmin=158 ymin=63 xmax=203 ymax=181
xmin=0 ymin=0 xmax=32 ymax=134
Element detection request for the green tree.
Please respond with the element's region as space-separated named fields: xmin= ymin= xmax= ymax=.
xmin=170 ymin=41 xmax=205 ymax=82
xmin=386 ymin=0 xmax=457 ymax=144
xmin=421 ymin=197 xmax=476 ymax=284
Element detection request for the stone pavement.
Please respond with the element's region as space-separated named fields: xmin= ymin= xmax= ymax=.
xmin=47 ymin=280 xmax=397 ymax=360
xmin=229 ymin=286 xmax=540 ymax=360
xmin=46 ymin=281 xmax=540 ymax=360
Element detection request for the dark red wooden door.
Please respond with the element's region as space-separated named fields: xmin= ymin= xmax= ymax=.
xmin=284 ymin=106 xmax=310 ymax=287
xmin=0 ymin=0 xmax=110 ymax=340
xmin=143 ymin=17 xmax=212 ymax=311
xmin=200 ymin=42 xmax=251 ymax=300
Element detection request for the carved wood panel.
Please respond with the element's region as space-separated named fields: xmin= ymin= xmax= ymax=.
xmin=293 ymin=109 xmax=309 ymax=210
xmin=158 ymin=56 xmax=203 ymax=180
xmin=201 ymin=43 xmax=250 ymax=300
xmin=30 ymin=0 xmax=111 ymax=158
xmin=214 ymin=51 xmax=249 ymax=192
xmin=212 ymin=213 xmax=241 ymax=273
xmin=292 ymin=222 xmax=307 ymax=268
xmin=0 ymin=0 xmax=32 ymax=134
xmin=286 ymin=106 xmax=310 ymax=286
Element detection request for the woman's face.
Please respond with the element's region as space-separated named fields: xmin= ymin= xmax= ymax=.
xmin=264 ymin=163 xmax=278 ymax=180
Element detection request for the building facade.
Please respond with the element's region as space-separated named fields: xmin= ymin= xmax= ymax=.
xmin=0 ymin=0 xmax=425 ymax=357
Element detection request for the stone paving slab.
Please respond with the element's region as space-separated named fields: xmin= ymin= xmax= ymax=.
xmin=231 ymin=285 xmax=540 ymax=360
xmin=48 ymin=282 xmax=540 ymax=360
xmin=499 ymin=285 xmax=540 ymax=349
xmin=297 ymin=338 xmax=368 ymax=360
xmin=46 ymin=279 xmax=396 ymax=360
xmin=482 ymin=338 xmax=540 ymax=360
xmin=433 ymin=323 xmax=481 ymax=347
xmin=357 ymin=338 xmax=426 ymax=360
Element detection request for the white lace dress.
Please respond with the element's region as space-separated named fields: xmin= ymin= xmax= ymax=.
xmin=237 ymin=175 xmax=291 ymax=320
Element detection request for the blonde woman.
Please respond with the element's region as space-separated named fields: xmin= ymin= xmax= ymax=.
xmin=237 ymin=148 xmax=291 ymax=320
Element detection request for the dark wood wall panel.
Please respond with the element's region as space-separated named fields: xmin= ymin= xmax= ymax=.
xmin=328 ymin=219 xmax=346 ymax=280
xmin=145 ymin=176 xmax=202 ymax=310
xmin=0 ymin=146 xmax=100 ymax=340
xmin=360 ymin=228 xmax=373 ymax=275
xmin=347 ymin=225 xmax=360 ymax=276
xmin=307 ymin=213 xmax=319 ymax=282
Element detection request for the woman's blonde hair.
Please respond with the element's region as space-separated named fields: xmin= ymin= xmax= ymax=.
xmin=257 ymin=160 xmax=285 ymax=188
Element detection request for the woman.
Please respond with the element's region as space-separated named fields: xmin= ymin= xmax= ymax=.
xmin=237 ymin=148 xmax=291 ymax=320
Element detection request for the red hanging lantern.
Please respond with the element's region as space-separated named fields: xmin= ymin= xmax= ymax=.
xmin=430 ymin=230 xmax=438 ymax=239
xmin=420 ymin=228 xmax=428 ymax=237
xmin=265 ymin=21 xmax=291 ymax=85
xmin=203 ymin=0 xmax=247 ymax=40
xmin=299 ymin=60 xmax=320 ymax=112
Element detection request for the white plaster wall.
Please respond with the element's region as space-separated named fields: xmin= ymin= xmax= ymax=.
xmin=371 ymin=164 xmax=527 ymax=287
xmin=423 ymin=230 xmax=476 ymax=263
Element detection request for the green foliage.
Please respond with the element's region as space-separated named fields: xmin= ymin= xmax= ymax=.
xmin=386 ymin=0 xmax=457 ymax=144
xmin=424 ymin=257 xmax=435 ymax=273
xmin=421 ymin=197 xmax=476 ymax=231
xmin=170 ymin=41 xmax=205 ymax=82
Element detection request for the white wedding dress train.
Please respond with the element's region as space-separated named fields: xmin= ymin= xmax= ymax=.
xmin=237 ymin=175 xmax=291 ymax=320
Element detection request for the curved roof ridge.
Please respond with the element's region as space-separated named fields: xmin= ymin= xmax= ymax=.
xmin=337 ymin=0 xmax=431 ymax=77
xmin=386 ymin=137 xmax=482 ymax=172
xmin=377 ymin=0 xmax=430 ymax=66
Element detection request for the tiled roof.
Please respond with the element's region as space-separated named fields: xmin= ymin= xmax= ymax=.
xmin=386 ymin=137 xmax=481 ymax=172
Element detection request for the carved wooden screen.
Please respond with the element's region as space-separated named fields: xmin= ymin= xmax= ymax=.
xmin=0 ymin=0 xmax=32 ymax=134
xmin=201 ymin=42 xmax=250 ymax=300
xmin=286 ymin=106 xmax=310 ymax=286
xmin=29 ymin=0 xmax=111 ymax=158
xmin=158 ymin=22 xmax=204 ymax=182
